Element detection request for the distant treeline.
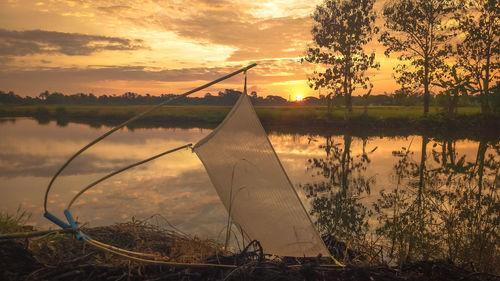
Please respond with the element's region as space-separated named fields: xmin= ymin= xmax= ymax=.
xmin=0 ymin=89 xmax=485 ymax=107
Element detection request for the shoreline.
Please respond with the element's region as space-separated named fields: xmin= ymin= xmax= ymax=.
xmin=1 ymin=105 xmax=499 ymax=139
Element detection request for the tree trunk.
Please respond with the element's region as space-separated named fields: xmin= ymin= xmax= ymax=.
xmin=481 ymin=48 xmax=491 ymax=113
xmin=480 ymin=93 xmax=490 ymax=113
xmin=408 ymin=135 xmax=428 ymax=262
xmin=417 ymin=135 xmax=427 ymax=229
xmin=345 ymin=93 xmax=352 ymax=113
xmin=448 ymin=141 xmax=455 ymax=166
xmin=341 ymin=135 xmax=352 ymax=190
xmin=474 ymin=139 xmax=488 ymax=262
xmin=448 ymin=94 xmax=459 ymax=118
xmin=441 ymin=141 xmax=447 ymax=167
xmin=423 ymin=57 xmax=430 ymax=115
xmin=344 ymin=56 xmax=353 ymax=113
xmin=475 ymin=140 xmax=487 ymax=209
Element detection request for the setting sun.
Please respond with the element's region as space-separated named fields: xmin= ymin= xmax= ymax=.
xmin=0 ymin=0 xmax=405 ymax=97
xmin=295 ymin=95 xmax=303 ymax=102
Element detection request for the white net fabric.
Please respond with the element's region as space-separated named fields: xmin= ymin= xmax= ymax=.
xmin=193 ymin=92 xmax=330 ymax=257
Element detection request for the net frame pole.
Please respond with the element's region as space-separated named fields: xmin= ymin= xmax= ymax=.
xmin=43 ymin=63 xmax=257 ymax=213
xmin=66 ymin=144 xmax=193 ymax=210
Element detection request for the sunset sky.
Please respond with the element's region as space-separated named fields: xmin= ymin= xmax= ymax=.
xmin=0 ymin=0 xmax=400 ymax=100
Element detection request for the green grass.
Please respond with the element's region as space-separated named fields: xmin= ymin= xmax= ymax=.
xmin=0 ymin=104 xmax=482 ymax=120
xmin=258 ymin=105 xmax=480 ymax=119
xmin=1 ymin=104 xmax=495 ymax=136
xmin=0 ymin=105 xmax=231 ymax=123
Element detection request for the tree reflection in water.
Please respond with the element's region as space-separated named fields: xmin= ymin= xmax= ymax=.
xmin=374 ymin=138 xmax=498 ymax=272
xmin=301 ymin=135 xmax=376 ymax=260
xmin=303 ymin=135 xmax=498 ymax=272
xmin=374 ymin=136 xmax=444 ymax=264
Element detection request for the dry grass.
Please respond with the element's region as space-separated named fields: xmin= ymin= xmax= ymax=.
xmin=2 ymin=216 xmax=498 ymax=280
xmin=29 ymin=218 xmax=226 ymax=267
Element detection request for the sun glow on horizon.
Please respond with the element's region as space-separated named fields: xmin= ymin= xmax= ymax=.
xmin=0 ymin=0 xmax=401 ymax=97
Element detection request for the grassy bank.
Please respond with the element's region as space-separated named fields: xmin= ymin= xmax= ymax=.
xmin=2 ymin=217 xmax=498 ymax=280
xmin=1 ymin=104 xmax=498 ymax=137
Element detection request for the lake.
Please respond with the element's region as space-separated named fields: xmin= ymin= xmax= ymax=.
xmin=1 ymin=117 xmax=498 ymax=268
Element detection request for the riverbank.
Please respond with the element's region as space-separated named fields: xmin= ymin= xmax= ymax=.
xmin=2 ymin=221 xmax=499 ymax=281
xmin=1 ymin=104 xmax=499 ymax=138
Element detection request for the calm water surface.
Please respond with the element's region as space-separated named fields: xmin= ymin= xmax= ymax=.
xmin=1 ymin=118 xmax=498 ymax=265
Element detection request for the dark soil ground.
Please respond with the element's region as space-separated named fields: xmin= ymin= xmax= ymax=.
xmin=1 ymin=222 xmax=499 ymax=281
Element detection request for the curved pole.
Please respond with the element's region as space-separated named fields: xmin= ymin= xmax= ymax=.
xmin=67 ymin=144 xmax=192 ymax=210
xmin=44 ymin=63 xmax=257 ymax=212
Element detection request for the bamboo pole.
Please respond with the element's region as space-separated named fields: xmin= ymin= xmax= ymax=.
xmin=43 ymin=63 xmax=257 ymax=212
xmin=0 ymin=229 xmax=74 ymax=240
xmin=67 ymin=144 xmax=192 ymax=210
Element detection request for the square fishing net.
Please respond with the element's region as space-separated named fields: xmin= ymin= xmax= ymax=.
xmin=193 ymin=91 xmax=329 ymax=257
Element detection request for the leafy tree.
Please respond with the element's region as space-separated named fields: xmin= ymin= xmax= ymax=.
xmin=432 ymin=67 xmax=475 ymax=118
xmin=39 ymin=90 xmax=49 ymax=101
xmin=362 ymin=87 xmax=372 ymax=115
xmin=264 ymin=95 xmax=288 ymax=105
xmin=0 ymin=91 xmax=24 ymax=105
xmin=303 ymin=0 xmax=379 ymax=114
xmin=380 ymin=0 xmax=454 ymax=114
xmin=455 ymin=0 xmax=499 ymax=113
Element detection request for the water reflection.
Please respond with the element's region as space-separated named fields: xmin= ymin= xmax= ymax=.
xmin=383 ymin=139 xmax=498 ymax=272
xmin=301 ymin=135 xmax=375 ymax=244
xmin=302 ymin=133 xmax=498 ymax=272
xmin=0 ymin=118 xmax=498 ymax=271
xmin=0 ymin=118 xmax=228 ymax=238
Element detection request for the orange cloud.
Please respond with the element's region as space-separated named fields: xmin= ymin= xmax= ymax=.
xmin=0 ymin=0 xmax=399 ymax=97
